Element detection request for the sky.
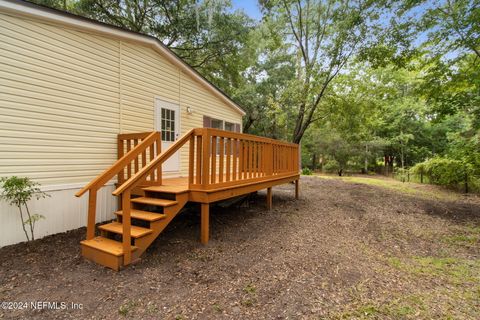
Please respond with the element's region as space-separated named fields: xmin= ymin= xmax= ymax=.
xmin=231 ymin=0 xmax=262 ymax=20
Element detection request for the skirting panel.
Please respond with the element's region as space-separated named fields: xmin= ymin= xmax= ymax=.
xmin=0 ymin=185 xmax=117 ymax=247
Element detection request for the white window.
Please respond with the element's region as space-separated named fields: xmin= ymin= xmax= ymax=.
xmin=211 ymin=119 xmax=224 ymax=129
xmin=161 ymin=108 xmax=176 ymax=142
xmin=225 ymin=122 xmax=235 ymax=132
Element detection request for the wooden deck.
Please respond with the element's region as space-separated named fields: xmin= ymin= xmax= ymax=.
xmin=76 ymin=128 xmax=300 ymax=270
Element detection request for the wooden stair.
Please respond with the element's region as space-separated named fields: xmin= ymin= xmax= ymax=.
xmin=81 ymin=187 xmax=188 ymax=270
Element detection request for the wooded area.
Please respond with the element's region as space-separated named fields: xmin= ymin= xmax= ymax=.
xmin=34 ymin=0 xmax=479 ymax=191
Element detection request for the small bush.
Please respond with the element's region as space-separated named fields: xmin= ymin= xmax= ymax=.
xmin=323 ymin=159 xmax=340 ymax=173
xmin=412 ymin=158 xmax=473 ymax=189
xmin=395 ymin=167 xmax=410 ymax=182
xmin=0 ymin=176 xmax=49 ymax=241
xmin=301 ymin=167 xmax=312 ymax=175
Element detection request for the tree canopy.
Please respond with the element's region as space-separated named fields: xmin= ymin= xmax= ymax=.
xmin=33 ymin=0 xmax=480 ymax=187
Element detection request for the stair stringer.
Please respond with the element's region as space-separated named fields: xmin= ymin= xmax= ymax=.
xmin=132 ymin=192 xmax=189 ymax=257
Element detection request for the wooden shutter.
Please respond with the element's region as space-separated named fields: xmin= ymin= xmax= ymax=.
xmin=203 ymin=116 xmax=211 ymax=128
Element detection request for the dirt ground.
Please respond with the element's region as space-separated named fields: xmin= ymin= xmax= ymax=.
xmin=1 ymin=175 xmax=479 ymax=319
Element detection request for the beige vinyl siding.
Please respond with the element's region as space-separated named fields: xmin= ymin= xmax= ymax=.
xmin=0 ymin=12 xmax=120 ymax=185
xmin=0 ymin=11 xmax=243 ymax=185
xmin=119 ymin=42 xmax=181 ymax=133
xmin=118 ymin=43 xmax=242 ymax=175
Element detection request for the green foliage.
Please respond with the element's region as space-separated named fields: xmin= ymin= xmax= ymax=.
xmin=322 ymin=160 xmax=340 ymax=174
xmin=26 ymin=1 xmax=480 ymax=193
xmin=413 ymin=158 xmax=473 ymax=189
xmin=0 ymin=176 xmax=49 ymax=241
xmin=301 ymin=167 xmax=312 ymax=175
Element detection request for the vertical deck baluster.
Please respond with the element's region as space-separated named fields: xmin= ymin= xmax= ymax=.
xmin=226 ymin=138 xmax=232 ymax=182
xmin=233 ymin=139 xmax=238 ymax=181
xmin=117 ymin=138 xmax=125 ymax=184
xmin=202 ymin=130 xmax=210 ymax=187
xmin=188 ymin=135 xmax=195 ymax=185
xmin=272 ymin=145 xmax=275 ymax=174
xmin=141 ymin=146 xmax=146 ymax=171
xmin=196 ymin=135 xmax=202 ymax=185
xmin=219 ymin=137 xmax=224 ymax=183
xmin=242 ymin=140 xmax=247 ymax=180
xmin=149 ymin=144 xmax=154 ymax=181
xmin=253 ymin=142 xmax=258 ymax=178
xmin=133 ymin=139 xmax=139 ymax=174
xmin=126 ymin=140 xmax=132 ymax=179
xmin=259 ymin=143 xmax=263 ymax=177
xmin=245 ymin=141 xmax=252 ymax=179
xmin=156 ymin=134 xmax=162 ymax=184
xmin=211 ymin=135 xmax=216 ymax=184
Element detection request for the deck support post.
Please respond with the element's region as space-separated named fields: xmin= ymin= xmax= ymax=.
xmin=201 ymin=203 xmax=210 ymax=244
xmin=295 ymin=180 xmax=299 ymax=199
xmin=86 ymin=188 xmax=97 ymax=240
xmin=122 ymin=190 xmax=132 ymax=266
xmin=266 ymin=187 xmax=272 ymax=210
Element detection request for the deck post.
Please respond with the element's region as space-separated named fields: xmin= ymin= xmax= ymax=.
xmin=122 ymin=189 xmax=132 ymax=265
xmin=266 ymin=187 xmax=272 ymax=210
xmin=201 ymin=203 xmax=210 ymax=244
xmin=295 ymin=179 xmax=299 ymax=199
xmin=86 ymin=188 xmax=97 ymax=240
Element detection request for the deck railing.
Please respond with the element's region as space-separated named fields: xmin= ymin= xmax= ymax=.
xmin=117 ymin=132 xmax=162 ymax=185
xmin=75 ymin=131 xmax=161 ymax=240
xmin=187 ymin=128 xmax=299 ymax=190
xmin=79 ymin=128 xmax=299 ymax=265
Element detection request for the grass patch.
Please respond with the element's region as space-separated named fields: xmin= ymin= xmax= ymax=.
xmin=442 ymin=225 xmax=480 ymax=247
xmin=243 ymin=283 xmax=256 ymax=294
xmin=387 ymin=256 xmax=480 ymax=284
xmin=118 ymin=300 xmax=137 ymax=317
xmin=443 ymin=234 xmax=478 ymax=246
xmin=337 ymin=295 xmax=424 ymax=319
xmin=212 ymin=303 xmax=223 ymax=313
xmin=315 ymin=174 xmax=461 ymax=201
xmin=241 ymin=283 xmax=257 ymax=307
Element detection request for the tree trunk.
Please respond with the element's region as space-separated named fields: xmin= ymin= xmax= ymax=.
xmin=364 ymin=144 xmax=368 ymax=173
xmin=18 ymin=206 xmax=30 ymax=241
xmin=311 ymin=153 xmax=317 ymax=171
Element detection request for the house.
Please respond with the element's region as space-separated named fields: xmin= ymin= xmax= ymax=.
xmin=0 ymin=0 xmax=300 ymax=270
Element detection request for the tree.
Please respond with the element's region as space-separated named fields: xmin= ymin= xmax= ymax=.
xmin=419 ymin=0 xmax=480 ymax=60
xmin=259 ymin=0 xmax=389 ymax=143
xmin=0 ymin=177 xmax=49 ymax=241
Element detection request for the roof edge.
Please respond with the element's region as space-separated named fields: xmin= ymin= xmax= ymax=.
xmin=0 ymin=0 xmax=246 ymax=116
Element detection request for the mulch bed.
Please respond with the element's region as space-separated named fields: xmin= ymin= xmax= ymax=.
xmin=1 ymin=176 xmax=479 ymax=319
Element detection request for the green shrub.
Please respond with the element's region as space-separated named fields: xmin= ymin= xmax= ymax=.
xmin=0 ymin=176 xmax=49 ymax=241
xmin=301 ymin=167 xmax=312 ymax=175
xmin=395 ymin=167 xmax=410 ymax=182
xmin=413 ymin=158 xmax=473 ymax=189
xmin=323 ymin=159 xmax=340 ymax=173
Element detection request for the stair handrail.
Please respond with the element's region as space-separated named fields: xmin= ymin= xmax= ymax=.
xmin=75 ymin=131 xmax=160 ymax=197
xmin=112 ymin=129 xmax=195 ymax=266
xmin=112 ymin=129 xmax=196 ymax=196
xmin=75 ymin=131 xmax=160 ymax=242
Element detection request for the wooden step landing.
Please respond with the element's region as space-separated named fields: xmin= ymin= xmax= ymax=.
xmin=142 ymin=185 xmax=189 ymax=194
xmin=81 ymin=236 xmax=138 ymax=271
xmin=131 ymin=197 xmax=178 ymax=207
xmin=81 ymin=236 xmax=138 ymax=256
xmin=116 ymin=209 xmax=167 ymax=222
xmin=99 ymin=222 xmax=152 ymax=238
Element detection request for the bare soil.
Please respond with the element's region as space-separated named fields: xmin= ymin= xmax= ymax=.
xmin=1 ymin=176 xmax=479 ymax=319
